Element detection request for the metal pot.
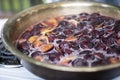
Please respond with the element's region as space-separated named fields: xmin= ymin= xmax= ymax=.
xmin=2 ymin=1 xmax=120 ymax=80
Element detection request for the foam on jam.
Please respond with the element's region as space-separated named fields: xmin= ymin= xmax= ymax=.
xmin=16 ymin=13 xmax=120 ymax=67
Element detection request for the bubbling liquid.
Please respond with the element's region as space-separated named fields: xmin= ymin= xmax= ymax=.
xmin=16 ymin=13 xmax=120 ymax=67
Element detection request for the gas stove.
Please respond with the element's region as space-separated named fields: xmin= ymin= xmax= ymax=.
xmin=0 ymin=19 xmax=120 ymax=80
xmin=0 ymin=19 xmax=43 ymax=80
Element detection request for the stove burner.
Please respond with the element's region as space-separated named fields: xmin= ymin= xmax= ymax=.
xmin=0 ymin=38 xmax=20 ymax=65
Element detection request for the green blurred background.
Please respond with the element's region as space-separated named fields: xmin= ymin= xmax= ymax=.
xmin=0 ymin=0 xmax=44 ymax=12
xmin=0 ymin=0 xmax=45 ymax=18
xmin=0 ymin=0 xmax=120 ymax=18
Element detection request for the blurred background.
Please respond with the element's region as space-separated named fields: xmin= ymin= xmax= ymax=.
xmin=0 ymin=0 xmax=120 ymax=18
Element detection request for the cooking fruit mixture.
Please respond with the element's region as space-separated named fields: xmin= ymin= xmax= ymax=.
xmin=17 ymin=13 xmax=120 ymax=67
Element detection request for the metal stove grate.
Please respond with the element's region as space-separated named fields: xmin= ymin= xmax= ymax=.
xmin=0 ymin=38 xmax=20 ymax=65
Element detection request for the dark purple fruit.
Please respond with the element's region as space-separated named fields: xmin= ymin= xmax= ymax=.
xmin=72 ymin=58 xmax=88 ymax=67
xmin=31 ymin=51 xmax=41 ymax=57
xmin=47 ymin=52 xmax=61 ymax=61
xmin=79 ymin=50 xmax=92 ymax=54
xmin=17 ymin=12 xmax=120 ymax=67
xmin=84 ymin=54 xmax=95 ymax=60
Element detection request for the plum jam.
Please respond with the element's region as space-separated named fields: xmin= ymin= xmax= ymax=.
xmin=16 ymin=13 xmax=120 ymax=67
